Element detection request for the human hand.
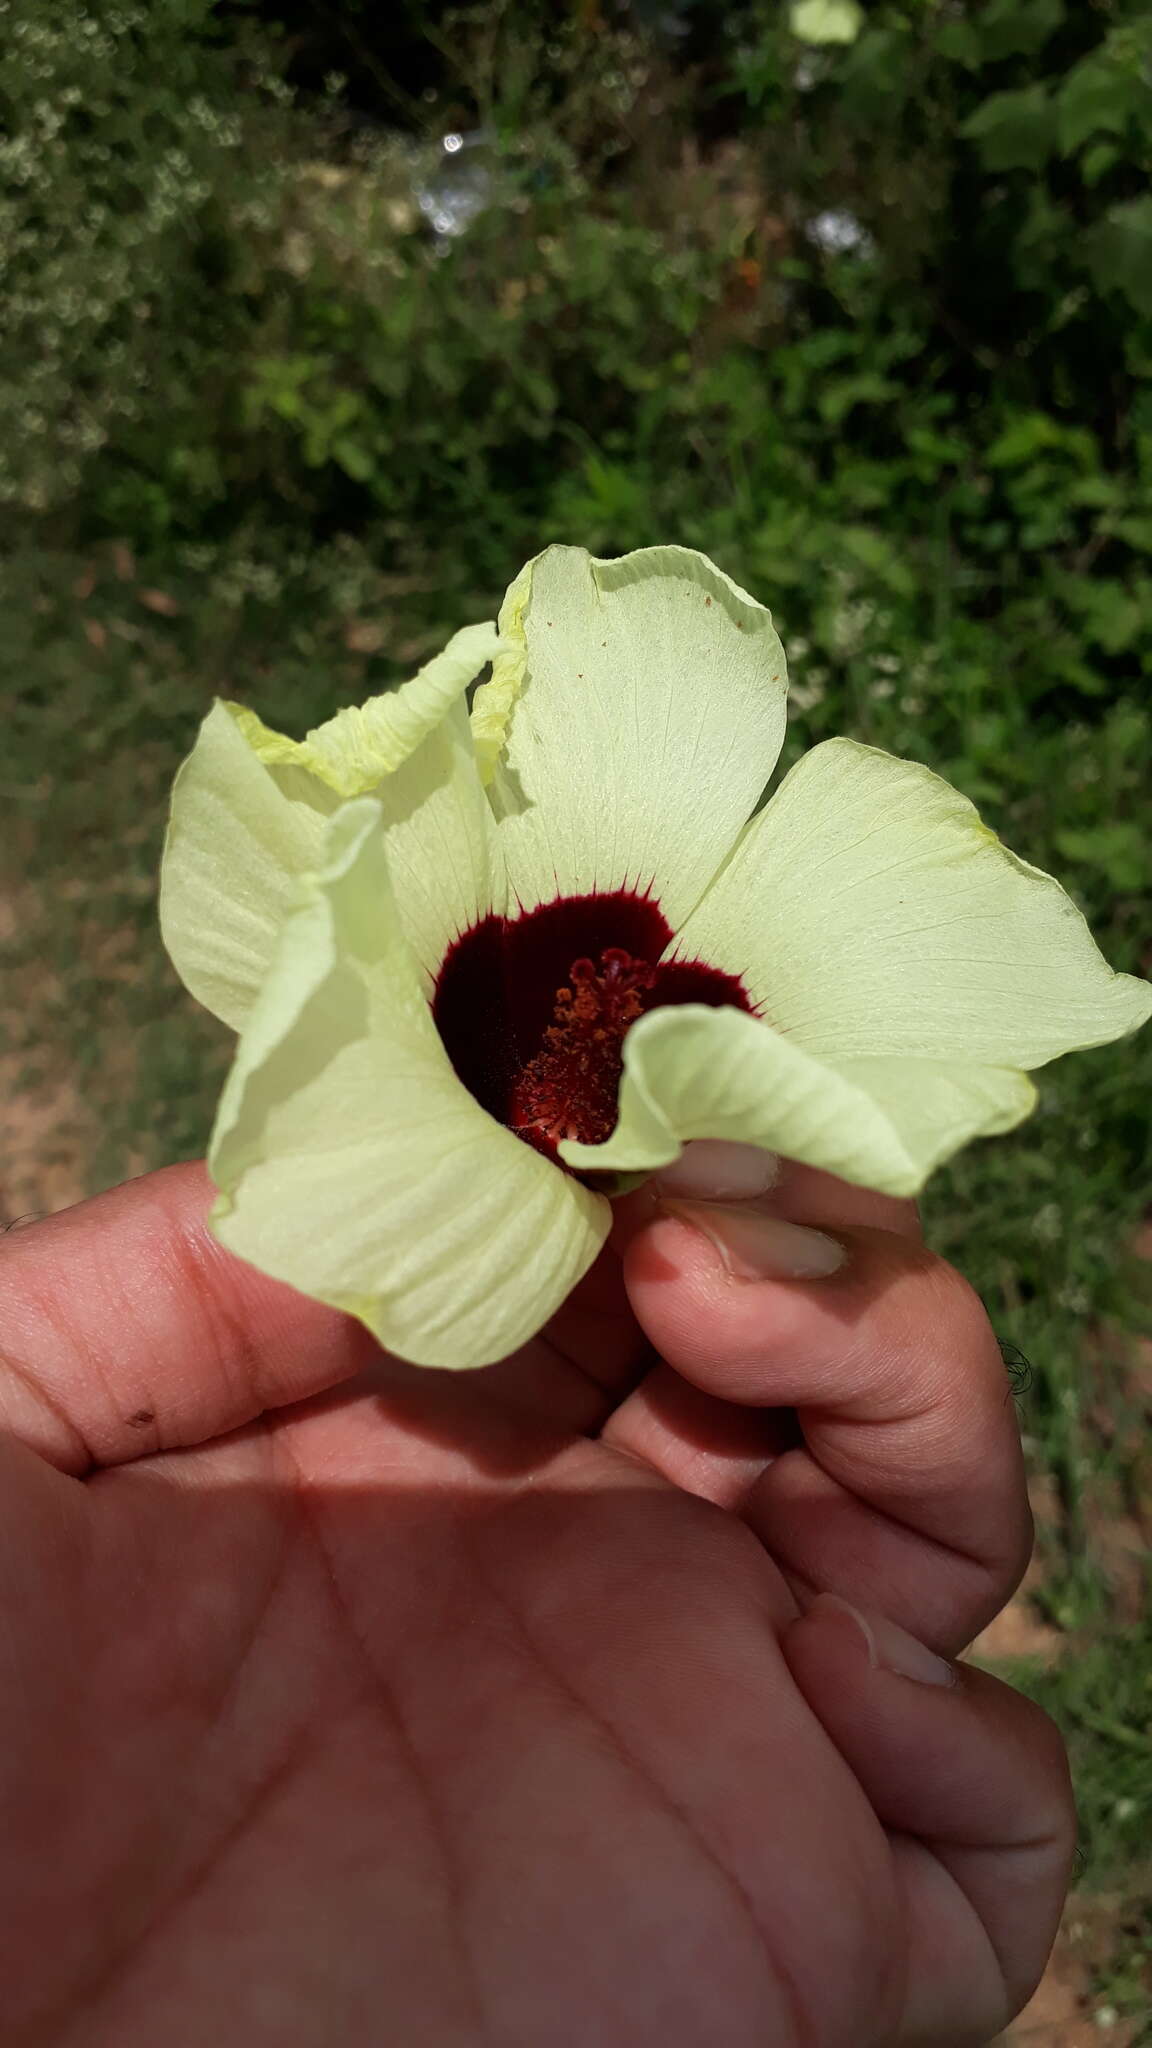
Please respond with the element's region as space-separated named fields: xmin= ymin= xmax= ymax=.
xmin=0 ymin=1151 xmax=1072 ymax=2047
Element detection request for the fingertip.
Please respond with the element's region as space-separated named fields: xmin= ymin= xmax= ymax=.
xmin=786 ymin=1594 xmax=957 ymax=1689
xmin=620 ymin=1205 xmax=847 ymax=1402
xmin=783 ymin=1591 xmax=1073 ymax=1855
xmin=622 ymin=1209 xmax=713 ymax=1289
xmin=786 ymin=1593 xmax=1074 ymax=2039
xmin=651 ymin=1140 xmax=781 ymax=1201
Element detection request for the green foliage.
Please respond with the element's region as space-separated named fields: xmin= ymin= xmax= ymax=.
xmin=5 ymin=0 xmax=1150 ymax=732
xmin=0 ymin=0 xmax=299 ymax=518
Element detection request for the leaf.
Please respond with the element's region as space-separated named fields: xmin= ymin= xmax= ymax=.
xmin=985 ymin=412 xmax=1066 ymax=468
xmin=935 ymin=20 xmax=982 ymax=67
xmin=1061 ymin=577 xmax=1150 ymax=656
xmin=963 ymin=86 xmax=1056 ymax=172
xmin=1084 ymin=199 xmax=1152 ymax=318
xmin=838 ymin=525 xmax=916 ymax=595
xmin=1059 ymin=65 xmax=1129 ymax=155
xmin=1055 ymin=824 xmax=1148 ymax=895
xmin=1115 ymin=518 xmax=1152 ymax=555
xmin=1057 ymin=31 xmax=1152 ymax=156
xmin=817 ymin=373 xmax=899 ymax=427
xmin=333 ymin=436 xmax=375 ymax=482
xmin=970 ymin=0 xmax=1065 ymax=61
xmin=1079 ymin=140 xmax=1120 ymax=188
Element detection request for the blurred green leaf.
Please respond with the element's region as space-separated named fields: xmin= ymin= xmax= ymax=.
xmin=985 ymin=412 xmax=1069 ymax=468
xmin=1084 ymin=199 xmax=1152 ymax=319
xmin=1055 ymin=824 xmax=1149 ymax=894
xmin=1057 ymin=24 xmax=1152 ymax=157
xmin=969 ymin=0 xmax=1066 ymax=62
xmin=963 ymin=85 xmax=1057 ymax=171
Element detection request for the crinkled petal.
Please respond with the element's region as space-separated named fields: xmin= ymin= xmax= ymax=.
xmin=559 ymin=1005 xmax=1037 ymax=1196
xmin=470 ymin=556 xmax=531 ymax=786
xmin=472 ymin=545 xmax=788 ymax=926
xmin=674 ymin=738 xmax=1152 ymax=1067
xmin=209 ymin=799 xmax=608 ymax=1369
xmin=241 ymin=622 xmax=504 ymax=798
xmin=161 ymin=625 xmax=503 ymax=1031
xmin=160 ymin=700 xmax=338 ymax=1031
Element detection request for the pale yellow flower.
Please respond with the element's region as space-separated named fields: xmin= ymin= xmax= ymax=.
xmin=161 ymin=546 xmax=1151 ymax=1367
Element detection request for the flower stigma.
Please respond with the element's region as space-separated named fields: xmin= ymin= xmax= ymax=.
xmin=508 ymin=946 xmax=657 ymax=1151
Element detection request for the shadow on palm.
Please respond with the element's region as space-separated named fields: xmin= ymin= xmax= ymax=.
xmin=8 ymin=1357 xmax=883 ymax=2048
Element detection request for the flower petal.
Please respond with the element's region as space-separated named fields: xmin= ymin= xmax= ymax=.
xmin=209 ymin=799 xmax=608 ymax=1369
xmin=472 ymin=545 xmax=789 ymax=925
xmin=833 ymin=1056 xmax=1037 ymax=1177
xmin=373 ymin=699 xmax=507 ymax=987
xmin=160 ymin=624 xmax=503 ymax=1032
xmin=160 ymin=701 xmax=337 ymax=1031
xmin=790 ymin=0 xmax=864 ymax=47
xmin=242 ymin=621 xmax=504 ymax=797
xmin=674 ymin=738 xmax=1152 ymax=1066
xmin=559 ymin=1004 xmax=1037 ymax=1196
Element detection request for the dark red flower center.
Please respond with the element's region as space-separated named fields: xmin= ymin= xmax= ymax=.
xmin=507 ymin=947 xmax=657 ymax=1148
xmin=432 ymin=889 xmax=751 ymax=1165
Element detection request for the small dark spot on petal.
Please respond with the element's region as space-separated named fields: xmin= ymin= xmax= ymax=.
xmin=705 ymin=596 xmax=712 ymax=606
xmin=126 ymin=1408 xmax=155 ymax=1428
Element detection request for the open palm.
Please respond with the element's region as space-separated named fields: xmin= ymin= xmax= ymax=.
xmin=1 ymin=1162 xmax=1072 ymax=2048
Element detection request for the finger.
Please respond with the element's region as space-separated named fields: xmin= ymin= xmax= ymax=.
xmin=0 ymin=1165 xmax=645 ymax=1476
xmin=619 ymin=1141 xmax=922 ymax=1243
xmin=604 ymin=1143 xmax=917 ymax=1518
xmin=783 ymin=1595 xmax=1075 ymax=2042
xmin=0 ymin=1164 xmax=382 ymax=1472
xmin=609 ymin=1191 xmax=1030 ymax=1652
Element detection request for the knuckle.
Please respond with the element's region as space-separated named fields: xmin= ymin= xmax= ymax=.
xmin=1014 ymin=1694 xmax=1077 ymax=1842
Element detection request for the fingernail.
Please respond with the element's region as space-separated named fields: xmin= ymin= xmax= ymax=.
xmin=662 ymin=1201 xmax=844 ymax=1280
xmin=654 ymin=1141 xmax=780 ymax=1201
xmin=812 ymin=1595 xmax=955 ymax=1687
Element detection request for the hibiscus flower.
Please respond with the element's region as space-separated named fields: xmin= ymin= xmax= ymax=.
xmin=160 ymin=545 xmax=1151 ymax=1367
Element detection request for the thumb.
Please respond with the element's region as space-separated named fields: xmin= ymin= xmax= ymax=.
xmin=782 ymin=1594 xmax=1075 ymax=2045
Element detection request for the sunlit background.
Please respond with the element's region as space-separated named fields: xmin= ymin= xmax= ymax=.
xmin=2 ymin=3 xmax=1150 ymax=2032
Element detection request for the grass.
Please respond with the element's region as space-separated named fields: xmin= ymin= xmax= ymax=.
xmin=3 ymin=530 xmax=1151 ymax=2033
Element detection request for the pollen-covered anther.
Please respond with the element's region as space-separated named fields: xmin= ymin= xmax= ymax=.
xmin=509 ymin=946 xmax=658 ymax=1151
